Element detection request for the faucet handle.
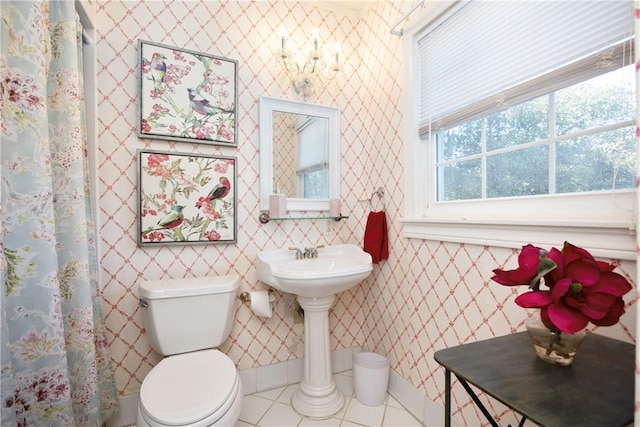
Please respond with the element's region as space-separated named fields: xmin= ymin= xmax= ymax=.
xmin=288 ymin=246 xmax=303 ymax=259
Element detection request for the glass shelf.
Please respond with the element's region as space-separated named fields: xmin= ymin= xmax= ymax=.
xmin=258 ymin=212 xmax=348 ymax=224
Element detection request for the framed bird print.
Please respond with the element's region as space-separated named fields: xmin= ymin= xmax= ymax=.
xmin=137 ymin=40 xmax=238 ymax=147
xmin=137 ymin=149 xmax=237 ymax=246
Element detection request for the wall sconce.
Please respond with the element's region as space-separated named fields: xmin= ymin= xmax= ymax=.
xmin=277 ymin=26 xmax=343 ymax=100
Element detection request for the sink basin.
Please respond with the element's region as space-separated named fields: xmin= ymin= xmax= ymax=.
xmin=256 ymin=244 xmax=373 ymax=418
xmin=257 ymin=244 xmax=373 ymax=298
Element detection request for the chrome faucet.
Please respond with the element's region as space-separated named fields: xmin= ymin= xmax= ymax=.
xmin=290 ymin=245 xmax=325 ymax=259
xmin=304 ymin=247 xmax=318 ymax=259
xmin=288 ymin=246 xmax=304 ymax=259
xmin=303 ymin=244 xmax=325 ymax=259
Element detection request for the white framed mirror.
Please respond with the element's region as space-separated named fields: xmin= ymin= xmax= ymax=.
xmin=259 ymin=95 xmax=340 ymax=213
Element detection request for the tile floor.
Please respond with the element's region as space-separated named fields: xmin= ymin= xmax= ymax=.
xmin=236 ymin=371 xmax=423 ymax=427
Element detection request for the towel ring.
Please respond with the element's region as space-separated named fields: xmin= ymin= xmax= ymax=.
xmin=369 ymin=187 xmax=385 ymax=211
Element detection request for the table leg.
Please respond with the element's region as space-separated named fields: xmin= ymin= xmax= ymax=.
xmin=444 ymin=369 xmax=451 ymax=427
xmin=456 ymin=374 xmax=499 ymax=427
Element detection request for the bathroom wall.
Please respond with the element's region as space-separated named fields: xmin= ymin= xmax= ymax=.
xmin=96 ymin=0 xmax=383 ymax=397
xmin=353 ymin=4 xmax=637 ymax=426
xmin=96 ymin=1 xmax=637 ymax=425
xmin=272 ymin=111 xmax=297 ymax=198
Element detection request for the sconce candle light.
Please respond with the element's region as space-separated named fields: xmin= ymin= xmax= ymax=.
xmin=277 ymin=26 xmax=343 ymax=100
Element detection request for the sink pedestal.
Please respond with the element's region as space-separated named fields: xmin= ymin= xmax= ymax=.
xmin=291 ymin=295 xmax=344 ymax=419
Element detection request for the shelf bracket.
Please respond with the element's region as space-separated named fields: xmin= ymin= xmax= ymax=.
xmin=259 ymin=212 xmax=270 ymax=224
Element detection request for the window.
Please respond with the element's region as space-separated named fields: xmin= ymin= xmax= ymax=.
xmin=437 ymin=66 xmax=636 ymax=201
xmin=297 ymin=117 xmax=329 ymax=198
xmin=400 ymin=0 xmax=636 ymax=259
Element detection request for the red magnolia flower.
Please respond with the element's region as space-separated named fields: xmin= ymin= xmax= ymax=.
xmin=492 ymin=242 xmax=632 ymax=334
xmin=491 ymin=244 xmax=541 ymax=286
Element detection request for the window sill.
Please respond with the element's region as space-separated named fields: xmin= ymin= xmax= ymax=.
xmin=399 ymin=217 xmax=636 ymax=260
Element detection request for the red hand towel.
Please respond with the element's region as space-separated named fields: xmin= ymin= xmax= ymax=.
xmin=363 ymin=211 xmax=389 ymax=264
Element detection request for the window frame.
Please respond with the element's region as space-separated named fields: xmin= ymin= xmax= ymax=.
xmin=399 ymin=1 xmax=637 ymax=260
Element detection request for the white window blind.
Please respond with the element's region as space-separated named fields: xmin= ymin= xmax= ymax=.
xmin=297 ymin=117 xmax=328 ymax=172
xmin=418 ymin=0 xmax=634 ymax=138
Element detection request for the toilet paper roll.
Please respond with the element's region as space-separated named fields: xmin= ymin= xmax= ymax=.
xmin=250 ymin=290 xmax=274 ymax=318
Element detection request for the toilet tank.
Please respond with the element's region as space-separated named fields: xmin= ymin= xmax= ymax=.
xmin=138 ymin=275 xmax=240 ymax=356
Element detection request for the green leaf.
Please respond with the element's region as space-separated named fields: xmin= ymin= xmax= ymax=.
xmin=530 ymin=257 xmax=557 ymax=289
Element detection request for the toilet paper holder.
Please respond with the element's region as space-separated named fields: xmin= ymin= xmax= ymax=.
xmin=239 ymin=290 xmax=274 ymax=302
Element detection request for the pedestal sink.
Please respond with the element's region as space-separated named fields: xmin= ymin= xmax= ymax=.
xmin=257 ymin=244 xmax=373 ymax=418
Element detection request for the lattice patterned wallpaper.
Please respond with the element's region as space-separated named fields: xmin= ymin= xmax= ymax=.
xmin=95 ymin=2 xmax=637 ymax=426
xmin=272 ymin=110 xmax=297 ymax=197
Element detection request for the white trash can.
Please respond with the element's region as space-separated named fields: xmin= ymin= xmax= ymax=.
xmin=352 ymin=352 xmax=390 ymax=406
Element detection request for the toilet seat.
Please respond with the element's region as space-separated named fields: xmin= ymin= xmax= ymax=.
xmin=139 ymin=349 xmax=238 ymax=426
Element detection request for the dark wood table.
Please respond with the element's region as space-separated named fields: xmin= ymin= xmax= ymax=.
xmin=434 ymin=332 xmax=634 ymax=427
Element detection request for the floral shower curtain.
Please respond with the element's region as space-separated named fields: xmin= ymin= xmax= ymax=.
xmin=1 ymin=1 xmax=118 ymax=426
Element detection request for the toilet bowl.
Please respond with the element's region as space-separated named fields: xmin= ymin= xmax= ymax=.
xmin=136 ymin=350 xmax=242 ymax=427
xmin=136 ymin=276 xmax=242 ymax=427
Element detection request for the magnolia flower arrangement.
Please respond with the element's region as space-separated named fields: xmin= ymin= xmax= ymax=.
xmin=491 ymin=242 xmax=632 ymax=334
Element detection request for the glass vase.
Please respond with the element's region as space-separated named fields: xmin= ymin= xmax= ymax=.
xmin=525 ymin=314 xmax=587 ymax=366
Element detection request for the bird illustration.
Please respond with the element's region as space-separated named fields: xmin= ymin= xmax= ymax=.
xmin=197 ymin=176 xmax=231 ymax=209
xmin=141 ymin=205 xmax=185 ymax=235
xmin=187 ymin=88 xmax=234 ymax=117
xmin=150 ymin=52 xmax=167 ymax=90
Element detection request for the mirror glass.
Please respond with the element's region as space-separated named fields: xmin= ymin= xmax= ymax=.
xmin=272 ymin=111 xmax=329 ymax=199
xmin=259 ymin=96 xmax=340 ymax=212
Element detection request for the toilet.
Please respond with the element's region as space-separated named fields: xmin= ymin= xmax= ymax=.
xmin=136 ymin=275 xmax=242 ymax=427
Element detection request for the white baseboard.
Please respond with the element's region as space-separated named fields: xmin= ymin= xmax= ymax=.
xmin=388 ymin=370 xmax=459 ymax=427
xmin=104 ymin=346 xmax=454 ymax=427
xmin=238 ymin=345 xmax=363 ymax=395
xmin=105 ymin=392 xmax=138 ymax=427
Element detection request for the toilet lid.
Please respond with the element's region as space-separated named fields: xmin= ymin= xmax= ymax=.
xmin=140 ymin=349 xmax=237 ymax=425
